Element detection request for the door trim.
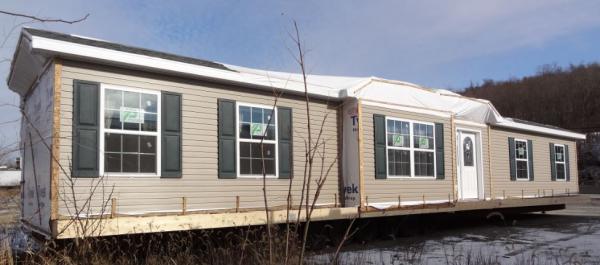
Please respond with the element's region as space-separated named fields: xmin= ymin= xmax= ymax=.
xmin=456 ymin=127 xmax=485 ymax=200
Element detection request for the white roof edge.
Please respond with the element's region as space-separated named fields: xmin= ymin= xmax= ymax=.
xmin=493 ymin=120 xmax=586 ymax=140
xmin=22 ymin=31 xmax=585 ymax=140
xmin=29 ymin=35 xmax=343 ymax=100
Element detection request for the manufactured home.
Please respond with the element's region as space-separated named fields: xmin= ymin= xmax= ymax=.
xmin=7 ymin=28 xmax=585 ymax=239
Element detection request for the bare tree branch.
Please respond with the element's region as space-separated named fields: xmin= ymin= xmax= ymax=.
xmin=0 ymin=10 xmax=89 ymax=24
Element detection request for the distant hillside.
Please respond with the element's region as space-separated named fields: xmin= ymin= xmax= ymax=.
xmin=461 ymin=63 xmax=600 ymax=133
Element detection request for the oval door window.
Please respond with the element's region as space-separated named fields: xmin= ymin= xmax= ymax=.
xmin=463 ymin=137 xmax=474 ymax=166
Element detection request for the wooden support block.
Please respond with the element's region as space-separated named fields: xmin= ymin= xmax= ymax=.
xmin=182 ymin=197 xmax=187 ymax=215
xmin=365 ymin=196 xmax=369 ymax=208
xmin=398 ymin=195 xmax=402 ymax=208
xmin=551 ymin=189 xmax=554 ymax=197
xmin=111 ymin=198 xmax=117 ymax=218
xmin=521 ymin=190 xmax=524 ymax=199
xmin=422 ymin=195 xmax=425 ymax=208
xmin=235 ymin=196 xmax=240 ymax=213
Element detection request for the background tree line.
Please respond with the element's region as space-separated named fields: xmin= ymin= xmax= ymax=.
xmin=460 ymin=62 xmax=600 ymax=190
xmin=461 ymin=63 xmax=600 ymax=133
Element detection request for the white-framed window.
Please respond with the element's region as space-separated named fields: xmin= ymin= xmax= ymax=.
xmin=554 ymin=144 xmax=566 ymax=181
xmin=385 ymin=117 xmax=436 ymax=178
xmin=99 ymin=85 xmax=161 ymax=176
xmin=514 ymin=139 xmax=529 ymax=180
xmin=236 ymin=102 xmax=278 ymax=178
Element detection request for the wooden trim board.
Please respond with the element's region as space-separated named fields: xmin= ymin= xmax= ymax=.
xmin=50 ymin=58 xmax=62 ymax=221
xmin=53 ymin=196 xmax=578 ymax=239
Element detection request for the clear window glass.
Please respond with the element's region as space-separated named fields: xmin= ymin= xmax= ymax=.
xmin=413 ymin=123 xmax=434 ymax=150
xmin=463 ymin=137 xmax=473 ymax=166
xmin=387 ymin=120 xmax=410 ymax=148
xmin=554 ymin=145 xmax=566 ymax=180
xmin=514 ymin=140 xmax=529 ymax=179
xmin=103 ymin=88 xmax=159 ymax=174
xmin=238 ymin=104 xmax=277 ymax=176
xmin=515 ymin=140 xmax=528 ymax=159
xmin=385 ymin=118 xmax=436 ymax=178
xmin=388 ymin=149 xmax=410 ymax=176
xmin=414 ymin=151 xmax=434 ymax=176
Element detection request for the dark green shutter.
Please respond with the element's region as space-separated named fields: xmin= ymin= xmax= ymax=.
xmin=549 ymin=143 xmax=556 ymax=181
xmin=373 ymin=114 xmax=387 ymax=179
xmin=278 ymin=107 xmax=293 ymax=179
xmin=218 ymin=99 xmax=236 ymax=179
xmin=72 ymin=80 xmax=100 ymax=177
xmin=565 ymin=145 xmax=571 ymax=181
xmin=508 ymin=137 xmax=516 ymax=181
xmin=435 ymin=123 xmax=445 ymax=180
xmin=527 ymin=139 xmax=534 ymax=181
xmin=161 ymin=92 xmax=182 ymax=178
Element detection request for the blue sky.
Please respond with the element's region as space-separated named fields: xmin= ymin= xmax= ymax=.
xmin=1 ymin=0 xmax=600 ymax=157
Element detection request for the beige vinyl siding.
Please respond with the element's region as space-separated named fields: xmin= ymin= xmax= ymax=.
xmin=489 ymin=127 xmax=579 ymax=198
xmin=455 ymin=123 xmax=491 ymax=198
xmin=57 ymin=61 xmax=341 ymax=216
xmin=361 ymin=104 xmax=454 ymax=203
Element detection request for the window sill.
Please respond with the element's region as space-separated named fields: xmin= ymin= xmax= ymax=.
xmin=385 ymin=176 xmax=437 ymax=180
xmin=236 ymin=175 xmax=279 ymax=179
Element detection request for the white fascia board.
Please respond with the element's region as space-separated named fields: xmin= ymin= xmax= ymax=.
xmin=493 ymin=120 xmax=586 ymax=140
xmin=29 ymin=35 xmax=342 ymax=99
xmin=361 ymin=99 xmax=452 ymax=118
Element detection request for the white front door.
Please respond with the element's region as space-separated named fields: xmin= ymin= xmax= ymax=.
xmin=458 ymin=131 xmax=479 ymax=200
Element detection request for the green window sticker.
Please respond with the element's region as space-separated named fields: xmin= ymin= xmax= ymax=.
xmin=251 ymin=123 xmax=266 ymax=136
xmin=419 ymin=137 xmax=429 ymax=149
xmin=120 ymin=107 xmax=143 ymax=123
xmin=393 ymin=134 xmax=404 ymax=146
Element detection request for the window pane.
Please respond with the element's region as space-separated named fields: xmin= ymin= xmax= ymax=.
xmin=140 ymin=155 xmax=156 ymax=173
xmin=105 ymin=133 xmax=121 ymax=152
xmin=463 ymin=137 xmax=474 ymax=166
xmin=251 ymin=143 xmax=262 ymax=158
xmin=239 ymin=106 xmax=251 ymax=123
xmin=556 ymin=164 xmax=565 ymax=180
xmin=555 ymin=146 xmax=565 ymax=162
xmin=240 ymin=123 xmax=251 ymax=139
xmin=123 ymin=135 xmax=139 ymax=153
xmin=122 ymin=154 xmax=139 ymax=172
xmin=251 ymin=159 xmax=263 ymax=175
xmin=140 ymin=136 xmax=156 ymax=154
xmin=240 ymin=158 xmax=251 ymax=174
xmin=386 ymin=120 xmax=394 ymax=133
xmin=141 ymin=94 xmax=157 ymax=113
xmin=414 ymin=151 xmax=434 ymax=177
xmin=263 ymin=109 xmax=273 ymax=125
xmin=264 ymin=159 xmax=275 ymax=175
xmin=123 ymin=91 xmax=140 ymax=108
xmin=240 ymin=142 xmax=250 ymax=158
xmin=388 ymin=149 xmax=410 ymax=176
xmin=252 ymin=107 xmax=262 ymax=123
xmin=515 ymin=141 xmax=527 ymax=159
xmin=105 ymin=89 xmax=122 ymax=109
xmin=413 ymin=123 xmax=434 ymax=150
xmin=105 ymin=153 xmax=121 ymax=172
xmin=263 ymin=144 xmax=275 ymax=159
xmin=142 ymin=113 xmax=157 ymax=132
xmin=105 ymin=110 xmax=122 ymax=129
xmin=389 ymin=154 xmax=395 ymax=173
xmin=123 ymin=121 xmax=140 ymax=131
xmin=517 ymin=160 xmax=528 ymax=179
xmin=264 ymin=125 xmax=276 ymax=140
